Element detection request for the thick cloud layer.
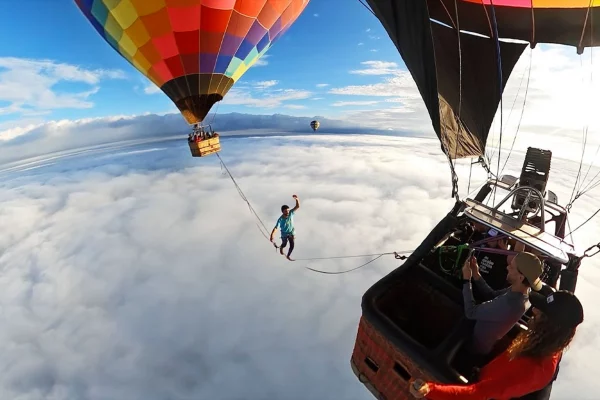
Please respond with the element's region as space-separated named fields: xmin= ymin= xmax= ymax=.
xmin=0 ymin=134 xmax=599 ymax=399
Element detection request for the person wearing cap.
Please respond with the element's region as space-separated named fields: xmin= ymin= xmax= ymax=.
xmin=462 ymin=251 xmax=544 ymax=360
xmin=408 ymin=289 xmax=584 ymax=399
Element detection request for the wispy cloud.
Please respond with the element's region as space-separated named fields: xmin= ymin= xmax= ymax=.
xmin=316 ymin=83 xmax=329 ymax=88
xmin=329 ymin=72 xmax=420 ymax=98
xmin=350 ymin=61 xmax=400 ymax=76
xmin=313 ymin=13 xmax=319 ymax=17
xmin=254 ymin=80 xmax=279 ymax=89
xmin=144 ymin=84 xmax=161 ymax=95
xmin=358 ymin=42 xmax=364 ymax=46
xmin=0 ymin=57 xmax=125 ymax=116
xmin=332 ymin=100 xmax=379 ymax=107
xmin=253 ymin=54 xmax=271 ymax=67
xmin=223 ymin=88 xmax=312 ymax=109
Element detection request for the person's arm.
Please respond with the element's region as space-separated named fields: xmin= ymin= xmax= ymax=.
xmin=270 ymin=218 xmax=281 ymax=241
xmin=462 ymin=281 xmax=511 ymax=321
xmin=472 ymin=274 xmax=505 ymax=301
xmin=421 ymin=355 xmax=559 ymax=400
xmin=291 ymin=194 xmax=300 ymax=212
xmin=469 ymin=256 xmax=504 ymax=300
xmin=461 ymin=258 xmax=506 ymax=321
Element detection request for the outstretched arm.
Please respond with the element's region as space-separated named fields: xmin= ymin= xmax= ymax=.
xmin=291 ymin=194 xmax=300 ymax=212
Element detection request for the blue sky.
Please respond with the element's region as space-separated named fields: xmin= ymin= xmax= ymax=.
xmin=2 ymin=0 xmax=600 ymax=161
xmin=0 ymin=1 xmax=409 ymax=128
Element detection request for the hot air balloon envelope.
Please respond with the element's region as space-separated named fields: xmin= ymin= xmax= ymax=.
xmin=74 ymin=0 xmax=310 ymax=124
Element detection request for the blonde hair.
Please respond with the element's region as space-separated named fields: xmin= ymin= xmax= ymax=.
xmin=507 ymin=313 xmax=576 ymax=360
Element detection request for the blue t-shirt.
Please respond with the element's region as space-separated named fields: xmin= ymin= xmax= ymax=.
xmin=275 ymin=210 xmax=295 ymax=237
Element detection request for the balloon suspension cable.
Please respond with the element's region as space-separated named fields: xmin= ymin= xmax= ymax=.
xmin=570 ymin=10 xmax=600 ymax=207
xmin=477 ymin=156 xmax=496 ymax=179
xmin=449 ymin=0 xmax=463 ymax=201
xmin=468 ymin=158 xmax=473 ymax=194
xmin=500 ymin=46 xmax=533 ymax=176
xmin=209 ymin=101 xmax=221 ymax=126
xmin=356 ymin=0 xmax=376 ymax=17
xmin=561 ymin=14 xmax=600 ymax=238
xmin=215 ymin=153 xmax=413 ymax=274
xmin=489 ymin=0 xmax=504 ymax=206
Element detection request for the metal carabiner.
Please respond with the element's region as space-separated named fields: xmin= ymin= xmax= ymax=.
xmin=583 ymin=243 xmax=600 ymax=258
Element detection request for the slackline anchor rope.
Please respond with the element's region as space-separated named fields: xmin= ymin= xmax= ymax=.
xmin=215 ymin=153 xmax=413 ymax=274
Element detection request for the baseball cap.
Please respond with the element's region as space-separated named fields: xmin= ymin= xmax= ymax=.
xmin=513 ymin=252 xmax=543 ymax=291
xmin=529 ymin=290 xmax=584 ymax=328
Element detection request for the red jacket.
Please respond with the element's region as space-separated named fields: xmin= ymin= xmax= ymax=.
xmin=425 ymin=351 xmax=560 ymax=400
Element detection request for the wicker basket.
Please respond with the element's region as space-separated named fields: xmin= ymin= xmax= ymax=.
xmin=188 ymin=136 xmax=221 ymax=157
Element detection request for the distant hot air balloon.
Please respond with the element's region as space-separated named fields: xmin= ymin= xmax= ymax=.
xmin=73 ymin=0 xmax=311 ymax=154
xmin=310 ymin=120 xmax=320 ymax=132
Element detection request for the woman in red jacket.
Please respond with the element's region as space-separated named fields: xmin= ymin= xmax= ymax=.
xmin=409 ymin=289 xmax=584 ymax=400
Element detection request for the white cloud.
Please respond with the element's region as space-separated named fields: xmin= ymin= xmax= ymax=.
xmin=222 ymin=88 xmax=312 ymax=108
xmin=370 ymin=49 xmax=378 ymax=52
xmin=350 ymin=61 xmax=400 ymax=75
xmin=340 ymin=106 xmax=430 ymax=134
xmin=366 ymin=28 xmax=371 ymax=32
xmin=253 ymin=54 xmax=271 ymax=67
xmin=316 ymin=83 xmax=329 ymax=88
xmin=358 ymin=42 xmax=364 ymax=46
xmin=0 ymin=132 xmax=599 ymax=399
xmin=284 ymin=104 xmax=306 ymax=109
xmin=254 ymin=80 xmax=279 ymax=89
xmin=144 ymin=84 xmax=161 ymax=95
xmin=0 ymin=57 xmax=125 ymax=116
xmin=329 ymin=72 xmax=421 ymax=99
xmin=332 ymin=101 xmax=379 ymax=107
xmin=313 ymin=13 xmax=319 ymax=17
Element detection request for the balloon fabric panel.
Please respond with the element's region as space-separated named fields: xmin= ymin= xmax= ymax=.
xmin=73 ymin=0 xmax=310 ymax=123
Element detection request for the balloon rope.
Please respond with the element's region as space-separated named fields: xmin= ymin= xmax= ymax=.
xmin=489 ymin=0 xmax=503 ymax=206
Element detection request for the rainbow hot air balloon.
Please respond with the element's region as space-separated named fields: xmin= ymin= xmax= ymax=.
xmin=73 ymin=0 xmax=310 ymax=156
